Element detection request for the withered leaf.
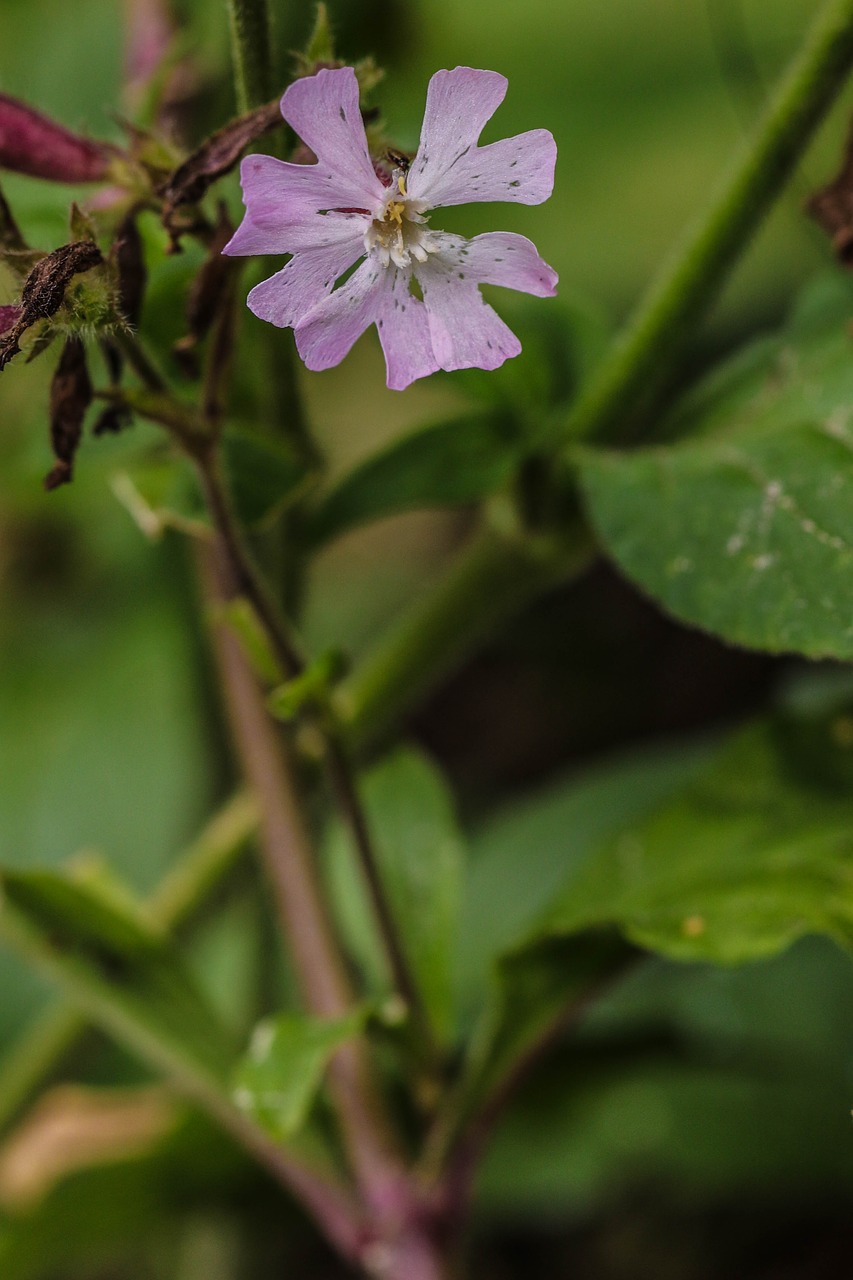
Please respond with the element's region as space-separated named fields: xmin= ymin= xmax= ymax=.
xmin=112 ymin=212 xmax=146 ymax=328
xmin=172 ymin=204 xmax=237 ymax=376
xmin=45 ymin=337 xmax=92 ymax=490
xmin=808 ymin=119 xmax=853 ymax=264
xmin=160 ymin=99 xmax=281 ymax=225
xmin=0 ymin=240 xmax=103 ymax=370
xmin=92 ymin=402 xmax=132 ymax=436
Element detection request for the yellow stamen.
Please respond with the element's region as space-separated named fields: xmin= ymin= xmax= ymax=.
xmin=397 ymin=173 xmax=407 ymax=196
xmin=386 ymin=200 xmax=405 ymax=227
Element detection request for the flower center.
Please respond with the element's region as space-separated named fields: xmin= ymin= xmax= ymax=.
xmin=364 ymin=173 xmax=438 ymax=270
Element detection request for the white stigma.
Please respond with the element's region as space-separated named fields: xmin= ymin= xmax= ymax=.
xmin=364 ymin=174 xmax=438 ymax=270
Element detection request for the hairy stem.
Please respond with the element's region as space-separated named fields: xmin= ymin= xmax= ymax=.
xmin=560 ymin=0 xmax=853 ymax=446
xmin=194 ymin=446 xmax=431 ymax=1041
xmin=198 ymin=542 xmax=408 ymax=1210
xmin=226 ymin=0 xmax=273 ymax=113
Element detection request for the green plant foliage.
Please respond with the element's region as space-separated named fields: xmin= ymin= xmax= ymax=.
xmin=456 ymin=741 xmax=715 ymax=1019
xmin=232 ymin=1009 xmax=366 ymax=1141
xmin=323 ymin=749 xmax=464 ymax=1041
xmin=304 ymin=411 xmax=521 ymax=547
xmin=479 ymin=938 xmax=853 ymax=1215
xmin=449 ymin=695 xmax=853 ymax=1137
xmin=540 ymin=701 xmax=853 ymax=963
xmin=0 ymin=1109 xmax=252 ymax=1280
xmin=578 ymin=275 xmax=853 ymax=658
xmin=0 ymin=869 xmax=235 ymax=1088
xmin=452 ymin=296 xmax=611 ymax=420
xmin=221 ymin=427 xmax=313 ymax=528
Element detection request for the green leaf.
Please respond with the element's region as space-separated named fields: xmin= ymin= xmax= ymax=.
xmin=304 ymin=412 xmax=522 ymax=547
xmin=0 ymin=868 xmax=236 ymax=1096
xmin=441 ymin=696 xmax=853 ymax=1151
xmin=221 ymin=427 xmax=312 ymax=528
xmin=578 ymin=274 xmax=853 ymax=659
xmin=541 ymin=703 xmax=853 ymax=963
xmin=453 ymin=294 xmax=611 ymax=420
xmin=323 ymin=749 xmax=464 ymax=1041
xmin=480 ymin=939 xmax=853 ymax=1215
xmin=232 ymin=1010 xmax=365 ymax=1141
xmin=457 ymin=739 xmax=715 ymax=1019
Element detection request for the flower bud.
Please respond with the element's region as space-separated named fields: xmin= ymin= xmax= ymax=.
xmin=0 ymin=93 xmax=114 ymax=184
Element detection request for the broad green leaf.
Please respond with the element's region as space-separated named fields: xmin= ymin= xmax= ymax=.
xmin=457 ymin=740 xmax=715 ymax=1019
xmin=323 ymin=749 xmax=464 ymax=1041
xmin=578 ymin=275 xmax=853 ymax=659
xmin=480 ymin=939 xmax=853 ymax=1215
xmin=541 ymin=704 xmax=853 ymax=963
xmin=305 ymin=411 xmax=521 ymax=548
xmin=232 ymin=1010 xmax=365 ymax=1142
xmin=445 ymin=697 xmax=853 ymax=1142
xmin=0 ymin=869 xmax=236 ymax=1096
xmin=451 ymin=295 xmax=611 ymax=419
xmin=221 ymin=427 xmax=312 ymax=529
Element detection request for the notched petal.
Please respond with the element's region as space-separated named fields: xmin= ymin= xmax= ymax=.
xmin=247 ymin=237 xmax=364 ymax=329
xmin=280 ymin=67 xmax=381 ymax=206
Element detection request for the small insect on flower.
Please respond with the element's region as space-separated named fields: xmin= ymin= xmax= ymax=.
xmin=224 ymin=66 xmax=557 ymax=390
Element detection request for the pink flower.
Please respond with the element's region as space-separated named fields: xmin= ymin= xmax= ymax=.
xmin=224 ymin=66 xmax=557 ymax=390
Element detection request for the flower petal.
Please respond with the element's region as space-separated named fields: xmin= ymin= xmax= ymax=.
xmin=280 ymin=68 xmax=382 ymax=208
xmin=246 ymin=238 xmax=365 ymax=329
xmin=406 ymin=68 xmax=555 ymax=209
xmin=430 ymin=231 xmax=558 ymax=296
xmin=224 ymin=154 xmax=370 ymax=257
xmin=376 ymin=270 xmax=439 ymax=390
xmin=415 ymin=130 xmax=556 ymax=210
xmin=294 ymin=257 xmax=386 ymax=372
xmin=415 ymin=255 xmax=521 ymax=373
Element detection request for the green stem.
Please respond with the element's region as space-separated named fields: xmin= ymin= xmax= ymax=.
xmin=0 ymin=791 xmax=258 ymax=1137
xmin=195 ymin=446 xmax=433 ymax=1045
xmin=0 ymin=1003 xmax=85 ymax=1136
xmin=561 ymin=0 xmax=853 ymax=446
xmin=0 ymin=891 xmax=364 ymax=1260
xmin=338 ymin=518 xmax=594 ymax=755
xmin=227 ymin=0 xmax=274 ymax=113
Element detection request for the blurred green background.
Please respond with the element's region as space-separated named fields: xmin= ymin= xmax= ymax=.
xmin=2 ymin=0 xmax=853 ymax=1276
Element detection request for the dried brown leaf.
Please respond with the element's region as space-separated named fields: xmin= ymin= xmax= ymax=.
xmin=45 ymin=336 xmax=92 ymax=489
xmin=0 ymin=240 xmax=103 ymax=370
xmin=0 ymin=1084 xmax=177 ymax=1210
xmin=160 ymin=99 xmax=281 ymax=225
xmin=113 ymin=211 xmax=147 ymax=327
xmin=172 ymin=204 xmax=237 ymax=376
